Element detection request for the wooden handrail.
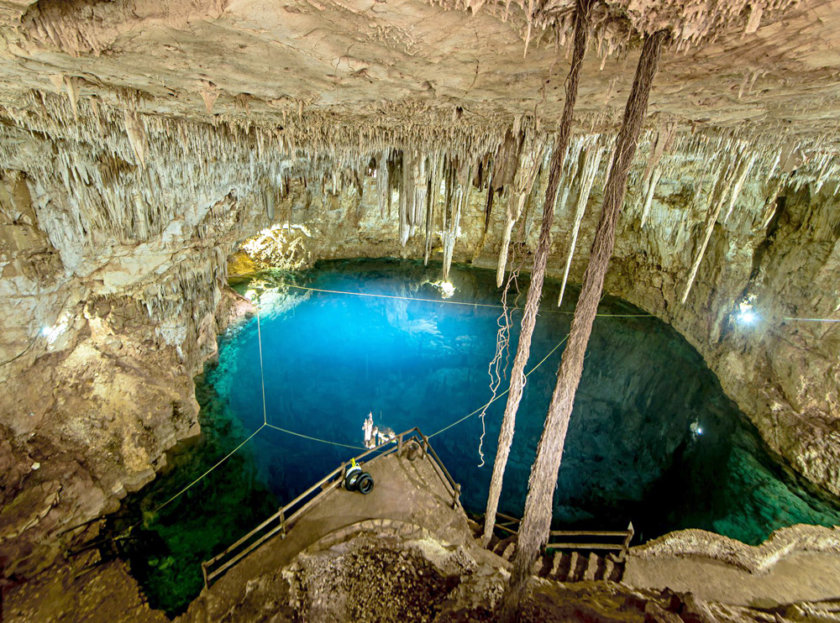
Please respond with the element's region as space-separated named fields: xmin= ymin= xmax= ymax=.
xmin=201 ymin=427 xmax=460 ymax=587
xmin=488 ymin=514 xmax=635 ymax=560
xmin=545 ymin=542 xmax=626 ymax=551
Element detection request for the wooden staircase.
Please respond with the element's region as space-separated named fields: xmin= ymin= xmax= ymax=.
xmin=470 ymin=514 xmax=632 ymax=583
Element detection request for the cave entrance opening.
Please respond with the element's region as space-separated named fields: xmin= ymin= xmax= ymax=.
xmin=104 ymin=258 xmax=840 ymax=616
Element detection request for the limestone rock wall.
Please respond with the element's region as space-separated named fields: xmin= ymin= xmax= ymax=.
xmin=0 ymin=90 xmax=837 ymax=581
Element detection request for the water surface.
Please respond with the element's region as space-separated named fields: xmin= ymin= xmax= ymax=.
xmin=109 ymin=258 xmax=840 ymax=615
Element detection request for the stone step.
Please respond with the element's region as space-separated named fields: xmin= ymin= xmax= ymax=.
xmin=549 ymin=550 xmax=564 ymax=579
xmin=606 ymin=553 xmax=624 ymax=582
xmin=603 ymin=555 xmax=615 ymax=581
xmin=490 ymin=537 xmax=504 ymax=554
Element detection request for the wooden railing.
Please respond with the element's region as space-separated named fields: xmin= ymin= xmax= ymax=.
xmin=493 ymin=511 xmax=522 ymax=536
xmin=490 ymin=514 xmax=634 ymax=560
xmin=201 ymin=427 xmax=460 ymax=587
xmin=547 ymin=522 xmax=635 ymax=560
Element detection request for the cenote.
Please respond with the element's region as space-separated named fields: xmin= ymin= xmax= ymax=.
xmin=106 ymin=258 xmax=840 ymax=615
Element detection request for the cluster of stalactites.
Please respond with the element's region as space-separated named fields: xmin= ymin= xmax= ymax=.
xmin=366 ymin=119 xmax=555 ymax=282
xmin=435 ymin=0 xmax=799 ymax=61
xmin=621 ymin=126 xmax=840 ymax=305
xmin=2 ymin=89 xmax=840 ymax=314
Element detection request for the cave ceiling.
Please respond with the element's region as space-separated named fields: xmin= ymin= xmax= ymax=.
xmin=0 ymin=0 xmax=838 ymax=148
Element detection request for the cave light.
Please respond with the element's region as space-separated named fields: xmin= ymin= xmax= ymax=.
xmin=734 ymin=300 xmax=758 ymax=326
xmin=40 ymin=314 xmax=69 ymax=344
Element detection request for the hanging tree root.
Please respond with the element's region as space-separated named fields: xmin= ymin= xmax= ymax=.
xmin=498 ymin=29 xmax=669 ymax=623
xmin=481 ymin=0 xmax=594 ymax=549
xmin=476 ymin=250 xmax=523 ymax=467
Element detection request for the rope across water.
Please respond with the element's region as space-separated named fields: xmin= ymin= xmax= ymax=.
xmin=143 ymin=281 xmax=652 ymax=514
xmin=271 ymin=282 xmax=654 ymax=318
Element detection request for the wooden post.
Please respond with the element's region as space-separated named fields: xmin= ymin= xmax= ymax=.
xmin=453 ymin=483 xmax=462 ymax=509
xmin=201 ymin=562 xmax=208 ymax=589
xmin=621 ymin=521 xmax=634 ymax=561
xmin=279 ymin=508 xmax=286 ymax=540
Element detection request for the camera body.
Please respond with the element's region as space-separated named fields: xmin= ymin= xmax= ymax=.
xmin=344 ymin=464 xmax=374 ymax=494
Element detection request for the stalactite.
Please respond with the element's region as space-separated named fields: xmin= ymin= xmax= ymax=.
xmin=123 ymin=109 xmax=147 ymax=169
xmin=442 ymin=158 xmax=469 ymax=281
xmin=496 ymin=136 xmax=545 ymax=287
xmin=558 ymin=142 xmax=603 ymax=306
xmin=425 ymin=153 xmax=442 ymax=266
xmin=680 ymin=156 xmax=735 ymax=304
xmin=64 ymin=77 xmax=80 ymax=121
xmin=377 ymin=149 xmax=390 ymax=219
xmin=639 ymin=166 xmax=662 ymax=228
xmin=399 ymin=149 xmax=418 ymax=246
xmin=410 ymin=154 xmax=427 ymax=240
xmin=471 ymin=166 xmax=495 ymax=262
xmin=722 ymin=152 xmax=756 ymax=223
xmin=497 ymin=191 xmax=526 ymax=287
xmin=518 ymin=161 xmax=542 ymax=243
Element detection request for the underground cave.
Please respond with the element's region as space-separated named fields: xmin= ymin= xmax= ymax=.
xmin=2 ymin=0 xmax=840 ymax=621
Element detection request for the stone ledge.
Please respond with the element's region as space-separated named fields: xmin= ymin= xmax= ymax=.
xmin=630 ymin=523 xmax=840 ymax=573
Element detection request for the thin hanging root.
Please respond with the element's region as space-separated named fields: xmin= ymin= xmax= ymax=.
xmin=477 ymin=264 xmax=518 ymax=467
xmin=558 ymin=142 xmax=603 ymax=306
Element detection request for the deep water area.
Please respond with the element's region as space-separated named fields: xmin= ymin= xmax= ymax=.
xmin=108 ymin=258 xmax=840 ymax=615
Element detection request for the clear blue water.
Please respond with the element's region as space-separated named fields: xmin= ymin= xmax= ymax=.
xmin=109 ymin=258 xmax=840 ymax=615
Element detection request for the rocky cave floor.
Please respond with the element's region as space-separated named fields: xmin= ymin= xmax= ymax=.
xmin=5 ymin=533 xmax=840 ymax=623
xmin=5 ymin=447 xmax=840 ymax=622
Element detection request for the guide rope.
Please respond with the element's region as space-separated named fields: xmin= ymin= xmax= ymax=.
xmin=140 ymin=329 xmax=571 ymax=518
xmin=272 ymin=282 xmax=654 ymax=318
xmin=264 ymin=423 xmax=365 ymax=450
xmin=428 ymin=332 xmax=570 ymax=439
xmin=135 ymin=281 xmax=623 ymax=518
xmin=151 ymin=425 xmax=265 ymax=515
xmin=257 ymin=308 xmax=268 ymax=426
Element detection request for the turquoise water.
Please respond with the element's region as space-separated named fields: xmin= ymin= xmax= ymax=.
xmin=109 ymin=258 xmax=840 ymax=615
